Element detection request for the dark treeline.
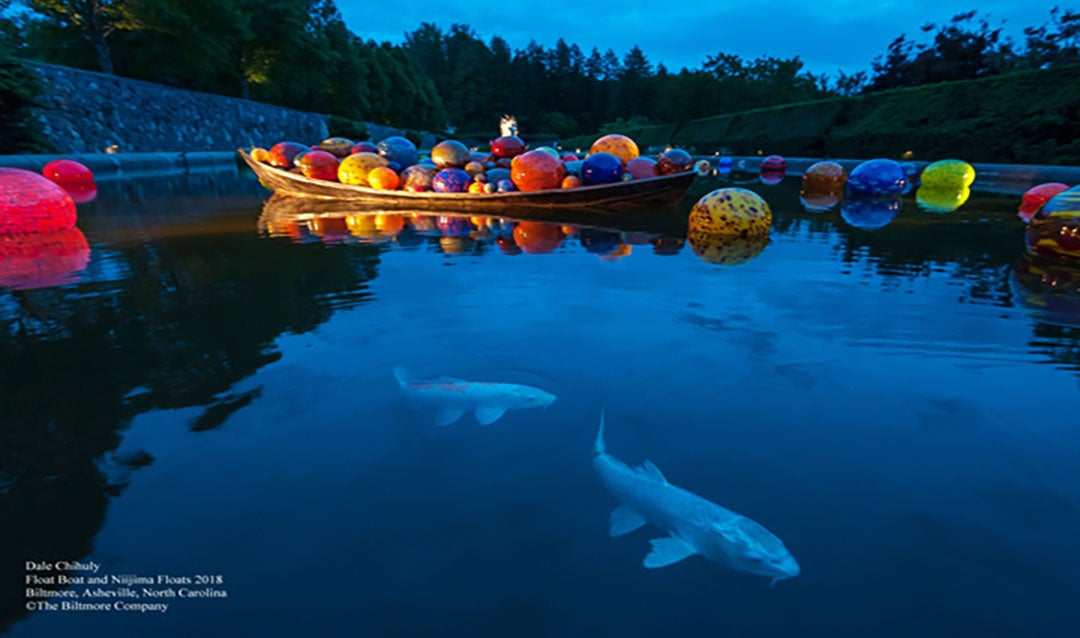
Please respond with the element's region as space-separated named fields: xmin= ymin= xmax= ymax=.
xmin=0 ymin=1 xmax=1077 ymax=138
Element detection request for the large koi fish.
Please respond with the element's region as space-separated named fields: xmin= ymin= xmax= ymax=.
xmin=594 ymin=410 xmax=800 ymax=586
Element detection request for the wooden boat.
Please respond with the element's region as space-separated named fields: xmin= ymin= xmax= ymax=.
xmin=238 ymin=149 xmax=697 ymax=212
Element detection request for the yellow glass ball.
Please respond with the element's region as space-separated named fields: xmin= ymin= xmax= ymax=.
xmin=920 ymin=159 xmax=975 ymax=189
xmin=589 ymin=134 xmax=639 ymax=166
xmin=688 ymin=188 xmax=772 ymax=236
xmin=338 ymin=152 xmax=388 ymax=186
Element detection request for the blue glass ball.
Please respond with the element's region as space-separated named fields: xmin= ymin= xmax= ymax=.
xmin=377 ymin=136 xmax=419 ymax=168
xmin=563 ymin=160 xmax=583 ymax=176
xmin=432 ymin=168 xmax=471 ymax=193
xmin=841 ymin=196 xmax=902 ymax=230
xmin=847 ymin=159 xmax=907 ymax=196
xmin=496 ymin=179 xmax=517 ymax=192
xmin=486 ymin=168 xmax=511 ymax=184
xmin=581 ymin=152 xmax=623 ymax=186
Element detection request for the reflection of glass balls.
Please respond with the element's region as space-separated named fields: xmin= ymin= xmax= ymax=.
xmin=847 ymin=159 xmax=907 ymax=196
xmin=920 ymin=159 xmax=975 ymax=189
xmin=578 ymin=228 xmax=620 ymax=254
xmin=695 ymin=160 xmax=711 ymax=175
xmin=759 ymin=170 xmax=785 ymax=185
xmin=437 ymin=215 xmax=475 ymax=238
xmin=590 ymin=134 xmax=639 ymax=165
xmin=802 ymin=161 xmax=846 ymax=191
xmin=800 ymin=190 xmax=841 ymax=213
xmin=916 ymin=184 xmax=970 ymax=213
xmin=377 ymin=136 xmax=419 ymax=168
xmin=432 ymin=169 xmax=472 ymax=193
xmin=0 ymin=168 xmax=77 ymax=234
xmin=513 ymin=221 xmax=564 ymax=254
xmin=687 ymin=229 xmax=768 ymax=265
xmin=658 ymin=149 xmax=693 ymax=175
xmin=841 ymin=196 xmax=902 ymax=230
xmin=688 ymin=188 xmax=771 ymax=236
xmin=581 ymin=152 xmax=623 ymax=186
xmin=0 ymin=226 xmax=90 ymax=290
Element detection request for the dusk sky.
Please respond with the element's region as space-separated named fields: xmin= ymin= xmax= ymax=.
xmin=337 ymin=1 xmax=1064 ymax=77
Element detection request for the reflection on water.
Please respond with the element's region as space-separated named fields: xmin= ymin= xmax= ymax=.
xmin=2 ymin=168 xmax=1080 ymax=637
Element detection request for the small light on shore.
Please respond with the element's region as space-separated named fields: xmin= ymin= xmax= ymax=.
xmin=901 ymin=150 xmax=915 ymax=160
xmin=105 ymin=144 xmax=120 ymax=154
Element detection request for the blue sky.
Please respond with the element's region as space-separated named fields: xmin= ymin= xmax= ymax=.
xmin=337 ymin=1 xmax=1063 ymax=77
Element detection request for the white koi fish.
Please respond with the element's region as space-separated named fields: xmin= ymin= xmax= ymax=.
xmin=594 ymin=410 xmax=800 ymax=586
xmin=393 ymin=366 xmax=556 ymax=426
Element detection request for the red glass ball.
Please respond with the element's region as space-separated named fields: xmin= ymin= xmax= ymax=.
xmin=0 ymin=168 xmax=78 ymax=234
xmin=43 ymin=159 xmax=94 ymax=186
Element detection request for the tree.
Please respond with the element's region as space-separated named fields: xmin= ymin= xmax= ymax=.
xmin=24 ymin=0 xmax=147 ymax=73
xmin=1022 ymin=7 xmax=1080 ymax=68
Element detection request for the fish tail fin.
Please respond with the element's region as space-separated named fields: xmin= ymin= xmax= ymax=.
xmin=392 ymin=366 xmax=411 ymax=388
xmin=594 ymin=408 xmax=607 ymax=456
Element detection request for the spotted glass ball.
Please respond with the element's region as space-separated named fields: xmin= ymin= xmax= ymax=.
xmin=688 ymin=188 xmax=771 ymax=236
xmin=432 ymin=169 xmax=472 ymax=193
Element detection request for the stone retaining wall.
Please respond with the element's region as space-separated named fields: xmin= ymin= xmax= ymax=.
xmin=27 ymin=62 xmax=429 ymax=153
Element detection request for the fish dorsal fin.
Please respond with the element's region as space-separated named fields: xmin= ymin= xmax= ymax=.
xmin=633 ymin=459 xmax=667 ymax=483
xmin=433 ymin=407 xmax=465 ymax=426
xmin=609 ymin=505 xmax=646 ymax=537
xmin=643 ymin=535 xmax=697 ymax=568
xmin=474 ymin=406 xmax=508 ymax=425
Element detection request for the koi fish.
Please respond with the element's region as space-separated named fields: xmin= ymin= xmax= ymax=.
xmin=393 ymin=366 xmax=556 ymax=426
xmin=594 ymin=410 xmax=800 ymax=586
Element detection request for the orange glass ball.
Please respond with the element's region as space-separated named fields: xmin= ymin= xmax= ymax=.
xmin=561 ymin=175 xmax=581 ymax=189
xmin=590 ymin=134 xmax=639 ymax=166
xmin=510 ymin=150 xmax=566 ymax=192
xmin=802 ymin=161 xmax=847 ymax=191
xmin=368 ymin=166 xmax=401 ymax=190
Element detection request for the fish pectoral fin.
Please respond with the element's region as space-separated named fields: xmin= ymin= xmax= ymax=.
xmin=609 ymin=505 xmax=646 ymax=537
xmin=433 ymin=407 xmax=465 ymax=426
xmin=643 ymin=535 xmax=697 ymax=568
xmin=474 ymin=406 xmax=508 ymax=425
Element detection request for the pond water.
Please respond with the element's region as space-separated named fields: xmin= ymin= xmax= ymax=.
xmin=3 ymin=167 xmax=1079 ymax=637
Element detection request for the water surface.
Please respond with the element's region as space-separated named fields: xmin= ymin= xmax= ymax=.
xmin=3 ymin=168 xmax=1079 ymax=637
